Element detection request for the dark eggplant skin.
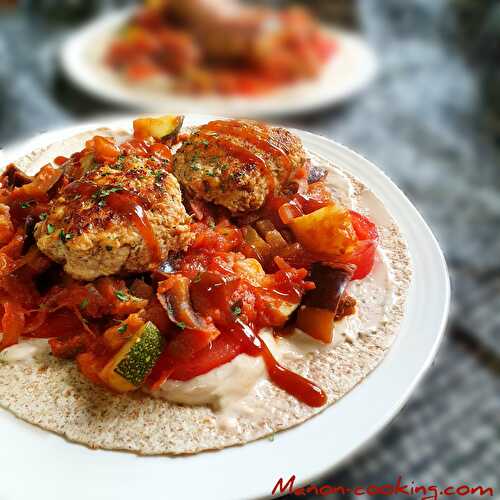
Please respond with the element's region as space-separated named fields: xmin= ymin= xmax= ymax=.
xmin=307 ymin=164 xmax=328 ymax=184
xmin=302 ymin=263 xmax=355 ymax=311
xmin=22 ymin=215 xmax=37 ymax=254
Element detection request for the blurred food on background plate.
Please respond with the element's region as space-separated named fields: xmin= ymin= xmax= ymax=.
xmin=106 ymin=0 xmax=337 ymax=95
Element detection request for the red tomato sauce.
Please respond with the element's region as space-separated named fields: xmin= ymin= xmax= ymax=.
xmin=0 ymin=120 xmax=379 ymax=410
xmin=198 ymin=131 xmax=277 ymax=197
xmin=201 ymin=120 xmax=292 ymax=181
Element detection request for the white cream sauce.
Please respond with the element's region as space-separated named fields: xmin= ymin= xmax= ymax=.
xmin=148 ymin=329 xmax=332 ymax=431
xmin=0 ymin=164 xmax=395 ymax=427
xmin=149 ymin=166 xmax=396 ymax=423
xmin=0 ymin=338 xmax=50 ymax=363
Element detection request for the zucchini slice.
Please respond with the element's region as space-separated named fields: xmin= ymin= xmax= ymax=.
xmin=99 ymin=321 xmax=164 ymax=393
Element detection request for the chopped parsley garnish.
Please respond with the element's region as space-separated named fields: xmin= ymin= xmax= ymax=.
xmin=155 ymin=171 xmax=164 ymax=184
xmin=176 ymin=321 xmax=186 ymax=330
xmin=47 ymin=224 xmax=55 ymax=234
xmin=79 ymin=298 xmax=89 ymax=310
xmin=112 ymin=155 xmax=127 ymax=170
xmin=117 ymin=324 xmax=128 ymax=334
xmin=39 ymin=212 xmax=48 ymax=221
xmin=114 ymin=290 xmax=129 ymax=302
xmin=92 ymin=185 xmax=124 ymax=204
xmin=231 ymin=303 xmax=242 ymax=316
xmin=20 ymin=200 xmax=34 ymax=209
xmin=208 ymin=220 xmax=216 ymax=229
xmin=59 ymin=230 xmax=73 ymax=242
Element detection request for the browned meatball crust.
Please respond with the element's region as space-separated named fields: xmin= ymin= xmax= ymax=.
xmin=173 ymin=120 xmax=307 ymax=213
xmin=35 ymin=150 xmax=193 ymax=281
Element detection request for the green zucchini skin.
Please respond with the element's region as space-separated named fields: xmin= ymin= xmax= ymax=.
xmin=115 ymin=322 xmax=164 ymax=386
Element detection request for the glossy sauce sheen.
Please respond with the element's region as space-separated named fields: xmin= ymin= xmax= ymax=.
xmin=232 ymin=319 xmax=327 ymax=407
xmin=203 ymin=120 xmax=292 ymax=181
xmin=107 ymin=191 xmax=161 ymax=264
xmin=189 ymin=266 xmax=325 ymax=406
xmin=198 ymin=127 xmax=276 ymax=195
xmin=65 ymin=181 xmax=160 ymax=264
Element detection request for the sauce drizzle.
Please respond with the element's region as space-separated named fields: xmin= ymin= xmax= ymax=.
xmin=231 ymin=319 xmax=327 ymax=407
xmin=64 ymin=181 xmax=161 ymax=264
xmin=202 ymin=120 xmax=292 ymax=181
xmin=107 ymin=191 xmax=161 ymax=265
xmin=198 ymin=129 xmax=276 ymax=197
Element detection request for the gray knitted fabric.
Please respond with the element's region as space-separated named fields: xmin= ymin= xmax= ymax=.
xmin=287 ymin=0 xmax=500 ymax=496
xmin=0 ymin=0 xmax=498 ymax=497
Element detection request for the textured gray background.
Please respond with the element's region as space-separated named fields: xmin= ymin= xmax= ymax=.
xmin=0 ymin=0 xmax=499 ymax=498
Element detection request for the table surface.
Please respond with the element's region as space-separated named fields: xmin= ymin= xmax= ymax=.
xmin=0 ymin=0 xmax=499 ymax=497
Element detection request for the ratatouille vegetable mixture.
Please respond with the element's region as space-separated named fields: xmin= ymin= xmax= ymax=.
xmin=0 ymin=116 xmax=378 ymax=408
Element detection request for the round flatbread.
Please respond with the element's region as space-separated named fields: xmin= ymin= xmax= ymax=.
xmin=0 ymin=128 xmax=411 ymax=455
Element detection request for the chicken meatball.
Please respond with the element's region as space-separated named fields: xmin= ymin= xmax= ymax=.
xmin=35 ymin=150 xmax=193 ymax=281
xmin=173 ymin=120 xmax=307 ymax=213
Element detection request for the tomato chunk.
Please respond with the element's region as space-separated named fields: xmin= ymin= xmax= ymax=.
xmin=0 ymin=301 xmax=25 ymax=349
xmin=344 ymin=211 xmax=379 ymax=280
xmin=148 ymin=332 xmax=244 ymax=386
xmin=29 ymin=309 xmax=85 ymax=339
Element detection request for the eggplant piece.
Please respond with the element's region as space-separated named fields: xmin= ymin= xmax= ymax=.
xmin=303 ymin=263 xmax=354 ymax=310
xmin=307 ymin=164 xmax=328 ymax=184
xmin=296 ymin=307 xmax=336 ymax=343
xmin=157 ymin=257 xmax=176 ymax=275
xmin=22 ymin=215 xmax=36 ymax=254
xmin=296 ymin=263 xmax=355 ymax=343
xmin=154 ymin=251 xmax=183 ymax=280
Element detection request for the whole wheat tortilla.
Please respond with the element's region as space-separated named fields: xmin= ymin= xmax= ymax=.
xmin=0 ymin=128 xmax=411 ymax=455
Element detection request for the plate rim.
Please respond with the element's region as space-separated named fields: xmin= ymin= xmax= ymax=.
xmin=0 ymin=116 xmax=450 ymax=500
xmin=59 ymin=7 xmax=378 ymax=118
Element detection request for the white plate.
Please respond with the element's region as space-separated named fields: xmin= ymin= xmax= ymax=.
xmin=0 ymin=116 xmax=449 ymax=500
xmin=61 ymin=8 xmax=378 ymax=117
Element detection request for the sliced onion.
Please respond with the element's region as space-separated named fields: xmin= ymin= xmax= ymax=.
xmin=278 ymin=202 xmax=302 ymax=224
xmin=157 ymin=275 xmax=214 ymax=333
